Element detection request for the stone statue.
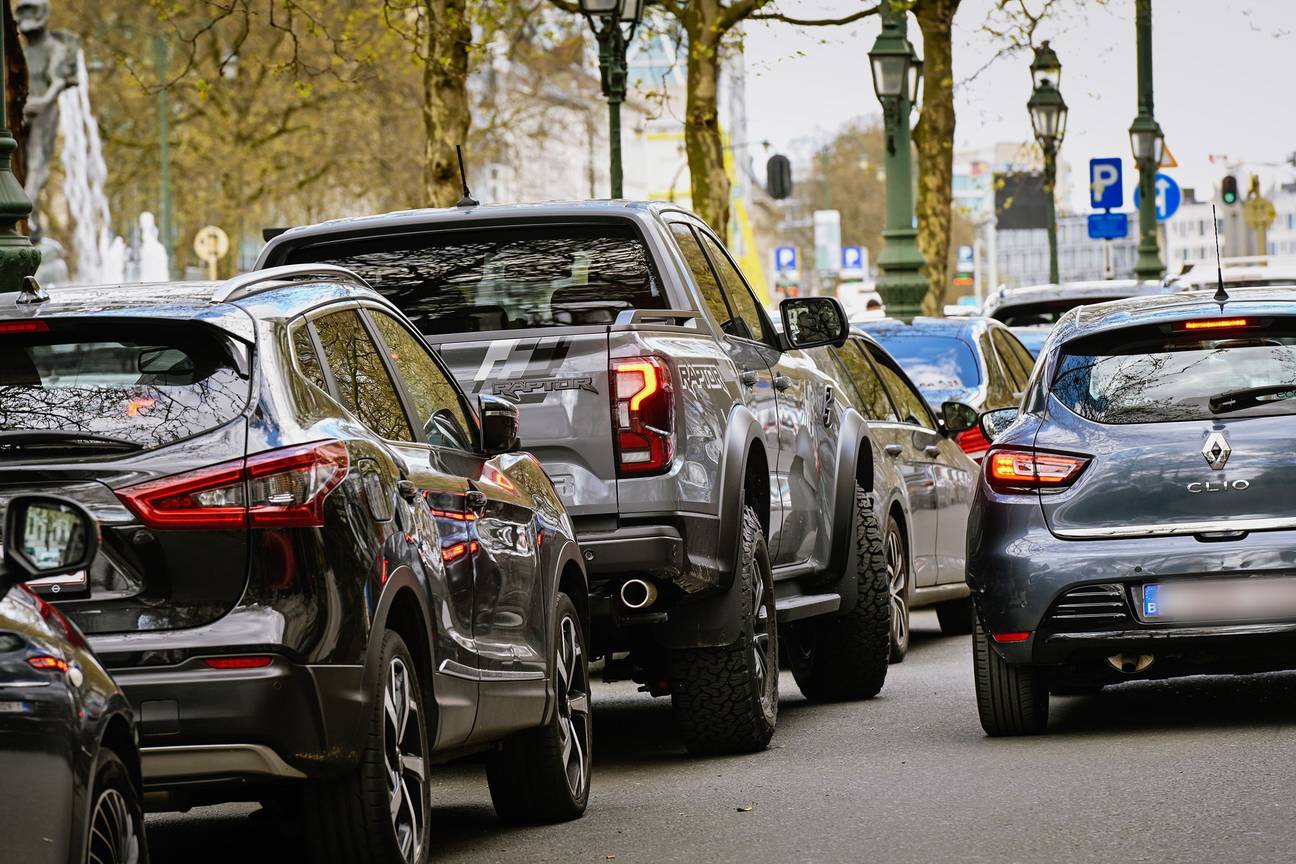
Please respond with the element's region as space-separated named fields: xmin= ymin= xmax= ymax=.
xmin=17 ymin=0 xmax=79 ymax=242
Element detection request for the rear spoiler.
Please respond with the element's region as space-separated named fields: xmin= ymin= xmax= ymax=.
xmin=613 ymin=308 xmax=711 ymax=332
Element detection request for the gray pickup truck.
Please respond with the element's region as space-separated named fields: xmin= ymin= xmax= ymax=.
xmin=257 ymin=201 xmax=921 ymax=755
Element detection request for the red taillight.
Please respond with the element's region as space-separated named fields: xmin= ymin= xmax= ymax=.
xmin=1178 ymin=317 xmax=1248 ymax=331
xmin=991 ymin=631 xmax=1031 ymax=644
xmin=203 ymin=656 xmax=273 ymax=670
xmin=986 ymin=447 xmax=1088 ymax=493
xmin=611 ymin=356 xmax=673 ymax=475
xmin=954 ymin=425 xmax=991 ymax=461
xmin=28 ymin=656 xmax=69 ymax=672
xmin=117 ymin=441 xmax=349 ymax=530
xmin=0 ymin=320 xmax=49 ymax=334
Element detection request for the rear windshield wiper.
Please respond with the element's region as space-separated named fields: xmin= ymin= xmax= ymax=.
xmin=0 ymin=429 xmax=145 ymax=452
xmin=1208 ymin=384 xmax=1296 ymax=414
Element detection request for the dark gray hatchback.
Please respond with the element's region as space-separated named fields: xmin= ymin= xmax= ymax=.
xmin=967 ymin=287 xmax=1296 ymax=735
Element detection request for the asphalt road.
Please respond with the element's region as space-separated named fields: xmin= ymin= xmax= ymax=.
xmin=147 ymin=610 xmax=1296 ymax=863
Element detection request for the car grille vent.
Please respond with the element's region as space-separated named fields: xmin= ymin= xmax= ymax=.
xmin=1048 ymin=584 xmax=1130 ymax=624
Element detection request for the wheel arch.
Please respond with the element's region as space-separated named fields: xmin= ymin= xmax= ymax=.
xmin=97 ymin=712 xmax=142 ymax=798
xmin=365 ymin=565 xmax=438 ymax=740
xmin=715 ymin=403 xmax=767 ymax=577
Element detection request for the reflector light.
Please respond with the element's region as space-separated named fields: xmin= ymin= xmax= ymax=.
xmin=441 ymin=540 xmax=480 ymax=563
xmin=27 ymin=656 xmax=69 ymax=672
xmin=986 ymin=448 xmax=1088 ymax=492
xmin=991 ymin=632 xmax=1031 ymax=644
xmin=611 ymin=356 xmax=673 ymax=476
xmin=0 ymin=320 xmax=49 ymax=334
xmin=1180 ymin=318 xmax=1248 ymax=331
xmin=203 ymin=656 xmax=273 ymax=670
xmin=954 ymin=425 xmax=991 ymax=461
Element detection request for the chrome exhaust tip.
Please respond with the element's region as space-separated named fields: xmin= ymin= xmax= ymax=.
xmin=619 ymin=578 xmax=658 ymax=610
xmin=1106 ymin=653 xmax=1155 ymax=674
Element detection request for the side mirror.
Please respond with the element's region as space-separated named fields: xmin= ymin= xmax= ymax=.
xmin=979 ymin=408 xmax=1020 ymax=443
xmin=479 ymin=394 xmax=520 ymax=456
xmin=779 ymin=296 xmax=849 ymax=350
xmin=2 ymin=496 xmax=99 ymax=592
xmin=940 ymin=401 xmax=979 ymax=435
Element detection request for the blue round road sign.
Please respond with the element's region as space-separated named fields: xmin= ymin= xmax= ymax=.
xmin=1133 ymin=172 xmax=1181 ymax=222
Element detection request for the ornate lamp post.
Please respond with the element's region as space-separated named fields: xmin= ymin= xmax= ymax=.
xmin=0 ymin=16 xmax=41 ymax=294
xmin=1129 ymin=0 xmax=1165 ymax=280
xmin=579 ymin=0 xmax=645 ymax=199
xmin=1027 ymin=44 xmax=1067 ymax=284
xmin=868 ymin=3 xmax=926 ymax=321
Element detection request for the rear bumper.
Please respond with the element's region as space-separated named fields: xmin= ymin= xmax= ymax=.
xmin=113 ymin=657 xmax=365 ymax=787
xmin=577 ymin=524 xmax=684 ymax=576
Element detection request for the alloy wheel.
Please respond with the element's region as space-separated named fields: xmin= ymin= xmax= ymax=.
xmin=886 ymin=526 xmax=908 ymax=650
xmin=752 ymin=560 xmax=777 ymax=713
xmin=383 ymin=656 xmax=426 ymax=863
xmin=555 ymin=614 xmax=592 ymax=799
xmin=87 ymin=787 xmax=140 ymax=864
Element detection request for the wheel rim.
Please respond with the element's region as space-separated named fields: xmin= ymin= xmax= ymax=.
xmin=383 ymin=656 xmax=426 ymax=863
xmin=555 ymin=614 xmax=591 ymax=800
xmin=87 ymin=787 xmax=139 ymax=864
xmin=886 ymin=526 xmax=908 ymax=649
xmin=752 ymin=561 xmax=777 ymax=712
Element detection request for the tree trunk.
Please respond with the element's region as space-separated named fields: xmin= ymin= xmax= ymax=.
xmin=912 ymin=0 xmax=959 ymax=317
xmin=423 ymin=0 xmax=471 ymax=207
xmin=682 ymin=3 xmax=730 ymax=235
xmin=5 ymin=0 xmax=27 ymax=185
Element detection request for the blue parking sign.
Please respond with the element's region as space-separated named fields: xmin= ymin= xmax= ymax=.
xmin=1087 ymin=212 xmax=1129 ymax=240
xmin=1089 ymin=158 xmax=1123 ymax=210
xmin=774 ymin=246 xmax=798 ymax=272
xmin=841 ymin=246 xmax=865 ymax=272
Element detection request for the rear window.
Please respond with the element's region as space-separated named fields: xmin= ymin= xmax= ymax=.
xmin=994 ymin=298 xmax=1124 ymax=327
xmin=0 ymin=320 xmax=251 ymax=454
xmin=1052 ymin=317 xmax=1296 ymax=424
xmin=871 ymin=335 xmax=981 ymax=391
xmin=285 ymin=223 xmax=665 ymax=335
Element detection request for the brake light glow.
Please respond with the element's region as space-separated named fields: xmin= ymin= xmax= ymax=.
xmin=991 ymin=632 xmax=1031 ymax=644
xmin=203 ymin=656 xmax=273 ymax=670
xmin=0 ymin=320 xmax=49 ymax=334
xmin=954 ymin=425 xmax=991 ymax=461
xmin=116 ymin=440 xmax=349 ymax=530
xmin=441 ymin=540 xmax=480 ymax=563
xmin=986 ymin=448 xmax=1088 ymax=493
xmin=27 ymin=656 xmax=69 ymax=672
xmin=1180 ymin=318 xmax=1248 ymax=331
xmin=611 ymin=356 xmax=673 ymax=475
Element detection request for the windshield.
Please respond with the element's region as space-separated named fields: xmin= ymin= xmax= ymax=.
xmin=1051 ymin=317 xmax=1296 ymax=424
xmin=287 ymin=223 xmax=666 ymax=335
xmin=0 ymin=320 xmax=251 ymax=454
xmin=871 ymin=335 xmax=981 ymax=392
xmin=993 ymin=297 xmax=1128 ymax=327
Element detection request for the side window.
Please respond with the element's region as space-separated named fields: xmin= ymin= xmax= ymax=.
xmin=698 ymin=232 xmax=766 ymax=342
xmin=869 ymin=347 xmax=936 ymax=431
xmin=991 ymin=328 xmax=1029 ymax=390
xmin=669 ymin=222 xmax=736 ymax=335
xmin=312 ymin=309 xmax=415 ymax=442
xmin=291 ymin=322 xmax=329 ymax=392
xmin=833 ymin=341 xmax=899 ymax=422
xmin=1005 ymin=332 xmax=1038 ymax=385
xmin=368 ymin=311 xmax=475 ymax=451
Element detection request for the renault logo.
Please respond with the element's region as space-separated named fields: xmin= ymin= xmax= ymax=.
xmin=1201 ymin=431 xmax=1231 ymax=470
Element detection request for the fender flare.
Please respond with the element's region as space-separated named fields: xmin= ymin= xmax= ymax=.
xmin=712 ymin=402 xmax=767 ymax=580
xmin=825 ymin=408 xmax=870 ymax=578
xmin=361 ymin=562 xmax=437 ymax=712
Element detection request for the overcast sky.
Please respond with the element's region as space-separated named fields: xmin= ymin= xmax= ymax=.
xmin=741 ymin=0 xmax=1295 ymax=212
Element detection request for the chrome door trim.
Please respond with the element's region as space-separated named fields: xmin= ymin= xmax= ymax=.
xmin=437 ymin=659 xmax=544 ymax=682
xmin=1053 ymin=516 xmax=1296 ymax=539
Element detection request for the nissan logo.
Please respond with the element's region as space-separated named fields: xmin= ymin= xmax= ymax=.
xmin=1186 ymin=480 xmax=1251 ymax=493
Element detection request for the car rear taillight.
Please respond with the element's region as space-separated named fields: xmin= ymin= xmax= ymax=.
xmin=954 ymin=425 xmax=991 ymax=461
xmin=611 ymin=356 xmax=673 ymax=475
xmin=203 ymin=656 xmax=273 ymax=670
xmin=117 ymin=441 xmax=349 ymax=529
xmin=986 ymin=447 xmax=1088 ymax=493
xmin=0 ymin=320 xmax=49 ymax=334
xmin=27 ymin=656 xmax=69 ymax=672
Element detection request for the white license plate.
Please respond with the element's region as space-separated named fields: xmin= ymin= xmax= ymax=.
xmin=1143 ymin=578 xmax=1296 ymax=623
xmin=25 ymin=569 xmax=89 ymax=596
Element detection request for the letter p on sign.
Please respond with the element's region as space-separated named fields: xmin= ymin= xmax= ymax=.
xmin=1089 ymin=158 xmax=1123 ymax=210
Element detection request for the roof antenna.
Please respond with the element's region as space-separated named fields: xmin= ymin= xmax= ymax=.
xmin=455 ymin=145 xmax=478 ymax=208
xmin=1211 ymin=203 xmax=1228 ymax=306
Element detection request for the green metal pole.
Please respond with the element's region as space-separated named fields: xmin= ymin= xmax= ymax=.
xmin=0 ymin=16 xmax=41 ymax=292
xmin=1133 ymin=0 xmax=1164 ymax=280
xmin=1044 ymin=140 xmax=1059 ymax=283
xmin=155 ymin=34 xmax=173 ymax=277
xmin=595 ymin=21 xmax=628 ymax=199
xmin=873 ymin=7 xmax=927 ymax=321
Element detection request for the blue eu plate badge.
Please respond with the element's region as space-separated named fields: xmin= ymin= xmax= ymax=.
xmin=1143 ymin=584 xmax=1160 ymax=617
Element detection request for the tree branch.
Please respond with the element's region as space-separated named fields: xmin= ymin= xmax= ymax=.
xmin=749 ymin=5 xmax=880 ymax=26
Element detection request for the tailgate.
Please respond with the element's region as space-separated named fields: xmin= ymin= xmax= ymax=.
xmin=436 ymin=331 xmax=617 ymax=516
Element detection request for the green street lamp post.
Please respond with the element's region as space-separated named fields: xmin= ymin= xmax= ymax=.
xmin=579 ymin=0 xmax=645 ymax=200
xmin=1129 ymin=0 xmax=1165 ymax=280
xmin=868 ymin=3 xmax=926 ymax=321
xmin=0 ymin=16 xmax=41 ymax=294
xmin=1027 ymin=43 xmax=1068 ymax=285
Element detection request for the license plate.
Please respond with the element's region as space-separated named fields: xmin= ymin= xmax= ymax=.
xmin=25 ymin=569 xmax=89 ymax=597
xmin=1143 ymin=578 xmax=1296 ymax=623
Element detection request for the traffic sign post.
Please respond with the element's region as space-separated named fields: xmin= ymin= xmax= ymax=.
xmin=1089 ymin=158 xmax=1123 ymax=210
xmin=194 ymin=225 xmax=230 ymax=280
xmin=840 ymin=245 xmax=866 ymax=275
xmin=1132 ymin=172 xmax=1181 ymax=222
xmin=774 ymin=245 xmax=798 ymax=273
xmin=1087 ymin=212 xmax=1129 ymax=240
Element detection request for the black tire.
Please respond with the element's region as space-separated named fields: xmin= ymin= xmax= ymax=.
xmin=973 ymin=616 xmax=1049 ymax=736
xmin=885 ymin=514 xmax=911 ymax=662
xmin=486 ymin=592 xmax=592 ymax=823
xmin=790 ymin=485 xmax=891 ymax=702
xmin=86 ymin=747 xmax=148 ymax=864
xmin=935 ymin=596 xmax=975 ymax=636
xmin=669 ymin=506 xmax=778 ymax=756
xmin=299 ymin=630 xmax=431 ymax=864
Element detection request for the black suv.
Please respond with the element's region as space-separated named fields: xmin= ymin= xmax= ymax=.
xmin=0 ymin=267 xmax=592 ymax=863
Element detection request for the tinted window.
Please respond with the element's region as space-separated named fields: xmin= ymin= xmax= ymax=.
xmin=869 ymin=347 xmax=936 ymax=430
xmin=991 ymin=328 xmax=1029 ymax=389
xmin=1003 ymin=330 xmax=1038 ymax=385
xmin=312 ymin=310 xmax=414 ymax=442
xmin=669 ymin=222 xmax=734 ymax=334
xmin=699 ymin=232 xmax=765 ymax=342
xmin=993 ymin=297 xmax=1124 ymax=327
xmin=835 ymin=341 xmax=898 ymax=421
xmin=871 ymin=334 xmax=981 ymax=392
xmin=0 ymin=320 xmax=250 ymax=454
xmin=291 ymin=224 xmax=664 ymax=335
xmin=369 ymin=311 xmax=474 ymax=450
xmin=291 ymin=323 xmax=329 ymax=392
xmin=1052 ymin=318 xmax=1296 ymax=424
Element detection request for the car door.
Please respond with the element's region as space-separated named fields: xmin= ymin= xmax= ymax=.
xmin=364 ymin=309 xmax=547 ymax=698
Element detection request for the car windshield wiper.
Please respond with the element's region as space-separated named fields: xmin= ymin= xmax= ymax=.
xmin=1208 ymin=384 xmax=1296 ymax=414
xmin=0 ymin=429 xmax=145 ymax=452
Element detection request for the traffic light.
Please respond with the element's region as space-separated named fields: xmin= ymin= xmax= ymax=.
xmin=766 ymin=154 xmax=793 ymax=200
xmin=1221 ymin=174 xmax=1239 ymax=205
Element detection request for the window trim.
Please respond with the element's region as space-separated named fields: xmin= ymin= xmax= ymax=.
xmin=692 ymin=224 xmax=775 ymax=348
xmin=848 ymin=338 xmax=903 ymax=422
xmin=865 ymin=341 xmax=937 ymax=431
xmin=665 ymin=218 xmax=738 ymax=337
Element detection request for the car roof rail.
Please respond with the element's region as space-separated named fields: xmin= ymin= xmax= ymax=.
xmin=212 ymin=263 xmax=371 ymax=303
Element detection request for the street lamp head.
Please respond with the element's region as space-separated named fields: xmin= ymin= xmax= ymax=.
xmin=578 ymin=0 xmax=620 ymax=14
xmin=1128 ymin=115 xmax=1164 ymax=165
xmin=1030 ymin=39 xmax=1062 ymax=90
xmin=1028 ymin=79 xmax=1068 ymax=146
xmin=907 ymin=51 xmax=924 ymax=107
xmin=579 ymin=0 xmax=644 ymax=24
xmin=868 ymin=23 xmax=911 ymax=102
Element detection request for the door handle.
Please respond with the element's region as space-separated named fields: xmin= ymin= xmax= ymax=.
xmin=885 ymin=444 xmax=904 ymax=457
xmin=773 ymin=375 xmax=792 ymax=391
xmin=924 ymin=445 xmax=942 ymax=458
xmin=397 ymin=479 xmax=418 ymax=502
xmin=465 ymin=490 xmax=488 ymax=514
xmin=740 ymin=370 xmax=758 ymax=387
